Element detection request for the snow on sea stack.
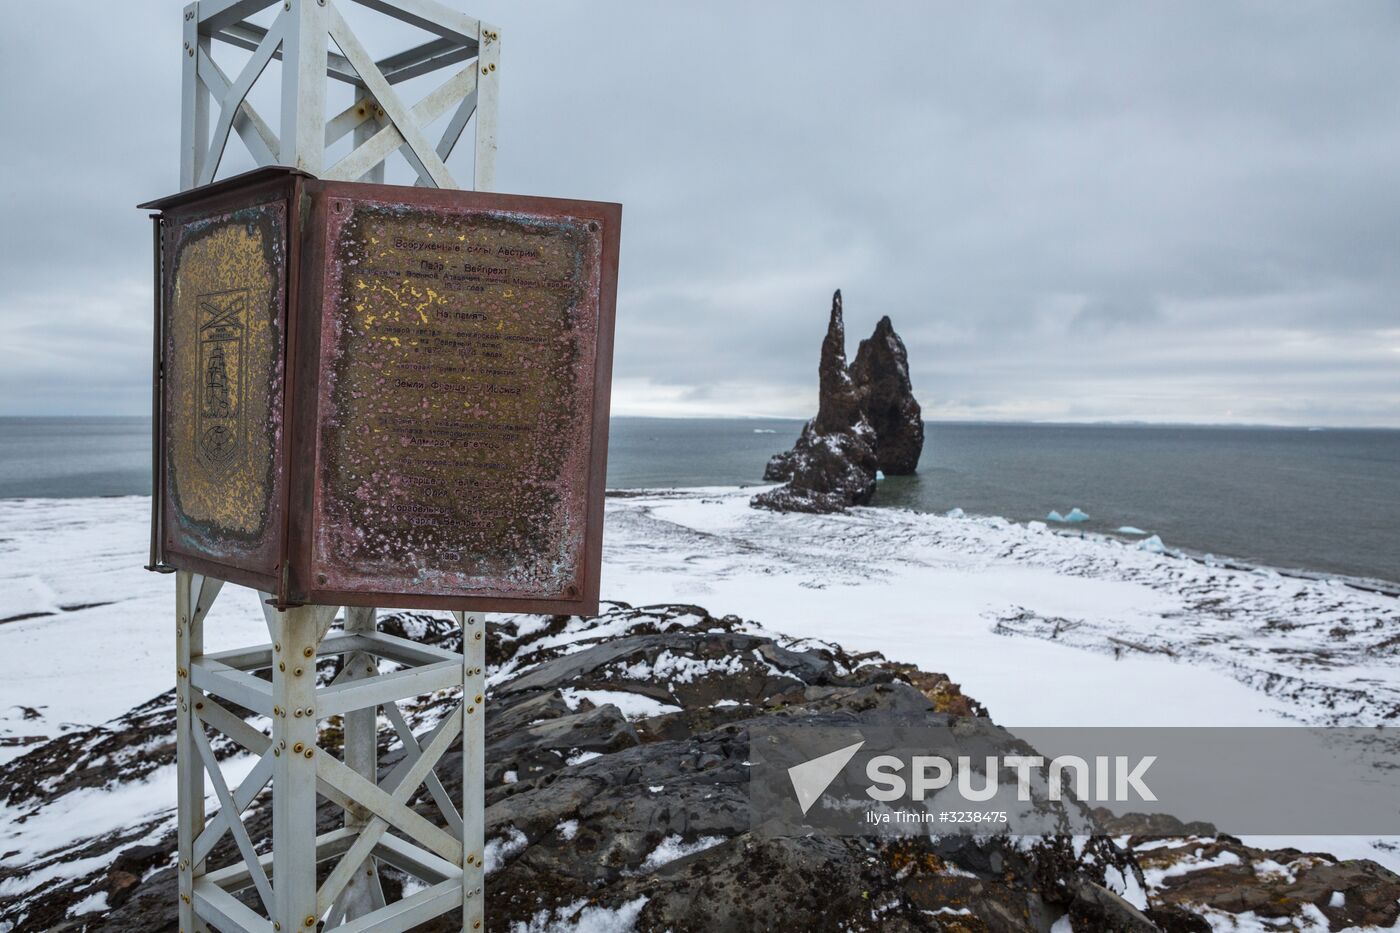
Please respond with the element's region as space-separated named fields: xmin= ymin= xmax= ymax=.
xmin=753 ymin=290 xmax=923 ymax=513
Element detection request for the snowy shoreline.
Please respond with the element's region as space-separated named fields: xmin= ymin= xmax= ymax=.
xmin=2 ymin=487 xmax=1397 ymax=746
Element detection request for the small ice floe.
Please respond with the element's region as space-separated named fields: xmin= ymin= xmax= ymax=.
xmin=945 ymin=507 xmax=966 ymax=519
xmin=752 ymin=428 xmax=776 ymax=434
xmin=875 ymin=470 xmax=886 ymax=480
xmin=1116 ymin=526 xmax=1147 ymax=535
xmin=1137 ymin=535 xmax=1167 ymax=554
xmin=1064 ymin=507 xmax=1089 ymax=522
xmin=1047 ymin=510 xmax=1066 ymax=522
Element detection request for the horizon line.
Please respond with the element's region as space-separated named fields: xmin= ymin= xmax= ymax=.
xmin=1 ymin=413 xmax=1397 ymax=431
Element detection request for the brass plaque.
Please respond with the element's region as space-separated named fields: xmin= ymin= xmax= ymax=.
xmin=313 ymin=195 xmax=607 ymax=601
xmin=163 ymin=201 xmax=286 ymax=571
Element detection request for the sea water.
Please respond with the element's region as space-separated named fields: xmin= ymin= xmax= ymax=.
xmin=2 ymin=416 xmax=1396 ymax=584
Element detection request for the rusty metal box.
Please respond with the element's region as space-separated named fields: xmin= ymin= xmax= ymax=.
xmin=141 ymin=167 xmax=620 ymax=615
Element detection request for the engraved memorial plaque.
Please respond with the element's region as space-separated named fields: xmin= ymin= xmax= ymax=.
xmin=157 ymin=187 xmax=289 ymax=583
xmin=312 ymin=194 xmax=610 ymax=605
xmin=143 ymin=168 xmax=621 ymax=613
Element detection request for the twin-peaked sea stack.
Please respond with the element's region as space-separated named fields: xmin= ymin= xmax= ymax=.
xmin=753 ymin=290 xmax=923 ymax=513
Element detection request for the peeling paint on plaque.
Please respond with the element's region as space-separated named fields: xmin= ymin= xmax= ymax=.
xmin=163 ymin=201 xmax=286 ymax=570
xmin=312 ymin=197 xmax=604 ymax=600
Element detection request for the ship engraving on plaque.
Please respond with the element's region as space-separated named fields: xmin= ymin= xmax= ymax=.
xmin=197 ymin=289 xmax=249 ymax=466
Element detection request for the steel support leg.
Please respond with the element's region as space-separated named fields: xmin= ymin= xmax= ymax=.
xmin=340 ymin=606 xmax=385 ymax=919
xmin=176 ymin=571 xmax=210 ymax=933
xmin=456 ymin=611 xmax=487 ymax=931
xmin=271 ymin=604 xmax=326 ymax=932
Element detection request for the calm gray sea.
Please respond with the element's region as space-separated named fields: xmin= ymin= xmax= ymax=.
xmin=1 ymin=417 xmax=1396 ymax=584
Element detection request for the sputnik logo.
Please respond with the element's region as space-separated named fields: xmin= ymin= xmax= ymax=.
xmin=787 ymin=740 xmax=864 ymax=815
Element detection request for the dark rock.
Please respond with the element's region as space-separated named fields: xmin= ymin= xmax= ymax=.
xmin=7 ymin=604 xmax=1399 ymax=933
xmin=812 ymin=289 xmax=864 ymax=434
xmin=753 ymin=421 xmax=878 ymax=513
xmin=752 ymin=292 xmax=879 ymax=513
xmin=850 ymin=315 xmax=924 ymax=475
xmin=756 ymin=290 xmax=923 ymax=513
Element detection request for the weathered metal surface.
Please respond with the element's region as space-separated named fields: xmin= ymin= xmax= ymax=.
xmin=311 ymin=190 xmax=607 ymax=604
xmin=142 ymin=167 xmax=620 ymax=613
xmin=161 ymin=192 xmax=287 ymax=579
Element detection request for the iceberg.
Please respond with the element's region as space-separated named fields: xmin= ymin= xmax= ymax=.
xmin=945 ymin=507 xmax=966 ymax=519
xmin=1046 ymin=510 xmax=1066 ymax=522
xmin=876 ymin=470 xmax=886 ymax=481
xmin=1137 ymin=535 xmax=1166 ymax=554
xmin=1064 ymin=507 xmax=1090 ymax=522
xmin=1116 ymin=526 xmax=1147 ymax=535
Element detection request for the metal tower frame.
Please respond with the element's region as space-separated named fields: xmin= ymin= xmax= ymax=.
xmin=171 ymin=1 xmax=498 ymax=929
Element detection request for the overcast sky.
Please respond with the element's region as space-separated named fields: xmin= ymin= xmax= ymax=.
xmin=2 ymin=2 xmax=1398 ymax=425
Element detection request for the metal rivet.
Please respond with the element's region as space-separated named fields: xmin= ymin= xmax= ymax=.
xmin=275 ymin=642 xmax=282 ymax=652
xmin=294 ymin=667 xmax=304 ymax=676
xmin=303 ymin=646 xmax=314 ymax=658
xmin=489 ymin=63 xmax=495 ymax=71
xmin=195 ymin=701 xmax=204 ymax=710
xmin=187 ymin=48 xmax=194 ymax=57
xmin=317 ymin=573 xmax=328 ymax=584
xmin=294 ymin=709 xmax=303 ymax=717
xmin=279 ymin=661 xmax=286 ymax=671
xmin=274 ymin=748 xmax=281 ymax=756
xmin=474 ymin=632 xmax=483 ymax=641
xmin=467 ymin=706 xmax=475 ymax=714
xmin=475 ymin=694 xmax=483 ymax=704
xmin=293 ymin=742 xmax=305 ymax=753
xmin=274 ymin=925 xmax=282 ymax=932
xmin=304 ymin=748 xmax=314 ymax=758
xmin=306 ymin=917 xmax=317 ymax=928
xmin=305 ymin=707 xmax=314 ymax=716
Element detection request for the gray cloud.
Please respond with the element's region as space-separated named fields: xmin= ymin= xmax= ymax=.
xmin=2 ymin=1 xmax=1398 ymax=425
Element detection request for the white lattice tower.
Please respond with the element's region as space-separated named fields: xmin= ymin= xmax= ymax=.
xmin=171 ymin=1 xmax=496 ymax=929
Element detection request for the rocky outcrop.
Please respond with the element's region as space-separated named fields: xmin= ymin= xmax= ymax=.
xmin=754 ymin=291 xmax=879 ymax=513
xmin=2 ymin=604 xmax=1397 ymax=931
xmin=851 ymin=315 xmax=923 ymax=475
xmin=756 ymin=291 xmax=923 ymax=513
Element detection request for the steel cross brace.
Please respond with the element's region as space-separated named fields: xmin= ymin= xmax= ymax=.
xmin=181 ymin=0 xmax=498 ymax=191
xmin=173 ymin=571 xmax=487 ymax=931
